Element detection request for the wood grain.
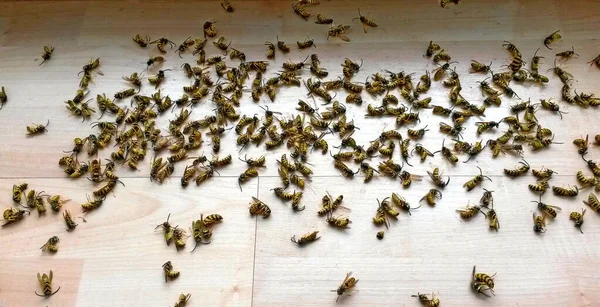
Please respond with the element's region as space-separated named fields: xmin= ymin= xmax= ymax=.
xmin=0 ymin=0 xmax=599 ymax=306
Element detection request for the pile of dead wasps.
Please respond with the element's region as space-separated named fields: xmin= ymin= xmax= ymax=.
xmin=3 ymin=0 xmax=600 ymax=304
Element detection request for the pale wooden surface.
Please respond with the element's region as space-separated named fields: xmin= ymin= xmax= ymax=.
xmin=0 ymin=0 xmax=600 ymax=306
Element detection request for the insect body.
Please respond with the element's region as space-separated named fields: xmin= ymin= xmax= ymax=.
xmin=249 ymin=197 xmax=271 ymax=218
xmin=570 ymin=209 xmax=586 ymax=233
xmin=503 ymin=160 xmax=530 ymax=177
xmin=353 ymin=9 xmax=377 ymax=33
xmin=544 ymin=30 xmax=561 ymax=49
xmin=35 ymin=270 xmax=60 ymax=297
xmin=174 ymin=293 xmax=191 ymax=307
xmin=552 ymin=186 xmax=579 ymax=197
xmin=463 ymin=167 xmax=492 ymax=191
xmin=162 ymin=261 xmax=180 ymax=282
xmin=332 ymin=272 xmax=359 ymax=302
xmin=457 ymin=203 xmax=482 ymax=219
xmin=532 ymin=197 xmax=561 ymax=218
xmin=412 ymin=292 xmax=440 ymax=307
xmin=39 ymin=46 xmax=55 ymax=65
xmin=27 ymin=120 xmax=50 ymax=136
xmin=533 ymin=212 xmax=547 ymax=233
xmin=471 ymin=266 xmax=495 ymax=297
xmin=291 ymin=231 xmax=320 ymax=246
xmin=63 ymin=210 xmax=78 ymax=231
xmin=40 ymin=236 xmax=60 ymax=253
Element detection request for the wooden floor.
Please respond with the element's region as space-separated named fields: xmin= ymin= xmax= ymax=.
xmin=1 ymin=0 xmax=600 ymax=306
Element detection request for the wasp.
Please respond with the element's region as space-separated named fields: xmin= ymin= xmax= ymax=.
xmin=40 ymin=236 xmax=60 ymax=253
xmin=26 ymin=120 xmax=50 ymax=136
xmin=427 ymin=168 xmax=450 ymax=188
xmin=39 ymin=46 xmax=55 ymax=65
xmin=12 ymin=182 xmax=28 ymax=203
xmin=463 ymin=166 xmax=492 ymax=191
xmin=584 ymin=193 xmax=600 ymax=212
xmin=291 ymin=231 xmax=320 ymax=246
xmin=203 ymin=19 xmax=218 ymax=38
xmin=479 ymin=188 xmax=494 ymax=208
xmin=327 ymin=24 xmax=351 ymax=42
xmin=212 ymin=36 xmax=231 ymax=54
xmin=315 ymin=13 xmax=333 ymax=24
xmin=331 ymin=271 xmax=359 ymax=302
xmin=63 ymin=210 xmax=78 ymax=231
xmin=35 ymin=270 xmax=60 ymax=297
xmin=221 ymin=0 xmax=234 ymax=12
xmin=471 ymin=266 xmax=496 ymax=297
xmin=326 ymin=211 xmax=351 ymax=229
xmin=503 ymin=160 xmax=530 ymax=177
xmin=533 ymin=212 xmax=547 ymax=233
xmin=297 ymin=37 xmax=316 ymax=49
xmin=433 ymin=49 xmax=451 ymax=63
xmin=148 ymin=69 xmax=170 ymax=89
xmin=352 ymin=8 xmax=377 ymax=33
xmin=528 ymin=179 xmax=550 ymax=194
xmin=439 ymin=122 xmax=463 ymax=139
xmin=435 ymin=139 xmax=458 ymax=164
xmin=532 ymin=196 xmax=561 ymax=218
xmin=421 ymin=189 xmax=442 ymax=206
xmin=470 ymin=60 xmax=491 ymax=73
xmin=132 ymin=34 xmax=150 ymax=47
xmin=249 ymin=197 xmax=271 ymax=218
xmin=425 ymin=41 xmax=441 ymax=57
xmin=576 ymin=170 xmax=596 ymax=187
xmin=552 ymin=185 xmax=579 ymax=197
xmin=174 ymin=293 xmax=191 ymax=307
xmin=162 ymin=261 xmax=180 ymax=282
xmin=2 ymin=207 xmax=29 ymax=227
xmin=539 ymin=98 xmax=567 ymax=119
xmin=81 ymin=195 xmax=105 ymax=212
xmin=573 ymin=135 xmax=589 ymax=156
xmin=0 ymin=86 xmax=6 ymax=109
xmin=149 ymin=37 xmax=175 ymax=53
xmin=568 ymin=209 xmax=586 ymax=234
xmin=238 ymin=167 xmax=259 ymax=191
xmin=412 ymin=292 xmax=440 ymax=307
xmin=532 ymin=167 xmax=556 ymax=180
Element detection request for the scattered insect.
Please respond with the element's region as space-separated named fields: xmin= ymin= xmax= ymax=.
xmin=353 ymin=9 xmax=377 ymax=33
xmin=544 ymin=30 xmax=561 ymax=49
xmin=376 ymin=231 xmax=385 ymax=239
xmin=249 ymin=197 xmax=271 ymax=218
xmin=531 ymin=196 xmax=561 ymax=218
xmin=412 ymin=292 xmax=440 ymax=307
xmin=35 ymin=270 xmax=60 ymax=297
xmin=315 ymin=14 xmax=333 ymax=24
xmin=40 ymin=236 xmax=60 ymax=253
xmin=149 ymin=37 xmax=175 ymax=53
xmin=174 ymin=293 xmax=191 ymax=307
xmin=533 ymin=212 xmax=547 ymax=233
xmin=583 ymin=193 xmax=600 ymax=212
xmin=470 ymin=60 xmax=491 ymax=73
xmin=39 ymin=46 xmax=55 ymax=65
xmin=457 ymin=202 xmax=482 ymax=219
xmin=291 ymin=231 xmax=320 ymax=246
xmin=0 ymin=86 xmax=6 ymax=109
xmin=463 ymin=166 xmax=492 ymax=191
xmin=221 ymin=0 xmax=234 ymax=12
xmin=427 ymin=168 xmax=450 ymax=188
xmin=556 ymin=46 xmax=578 ymax=60
xmin=421 ymin=189 xmax=443 ymax=206
xmin=425 ymin=41 xmax=441 ymax=57
xmin=486 ymin=204 xmax=500 ymax=231
xmin=552 ymin=185 xmax=579 ymax=197
xmin=297 ymin=37 xmax=316 ymax=49
xmin=570 ymin=209 xmax=586 ymax=234
xmin=132 ymin=34 xmax=150 ymax=47
xmin=503 ymin=160 xmax=530 ymax=177
xmin=332 ymin=271 xmax=359 ymax=302
xmin=162 ymin=261 xmax=180 ymax=282
xmin=471 ymin=265 xmax=496 ymax=297
xmin=292 ymin=3 xmax=311 ymax=20
xmin=26 ymin=120 xmax=50 ymax=136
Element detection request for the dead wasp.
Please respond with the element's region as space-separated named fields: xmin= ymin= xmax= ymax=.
xmin=39 ymin=46 xmax=54 ymax=65
xmin=40 ymin=236 xmax=60 ymax=253
xmin=2 ymin=207 xmax=29 ymax=227
xmin=132 ymin=34 xmax=150 ymax=47
xmin=0 ymin=86 xmax=6 ymax=109
xmin=532 ymin=167 xmax=556 ymax=179
xmin=539 ymin=98 xmax=568 ymax=119
xmin=149 ymin=37 xmax=175 ymax=53
xmin=173 ymin=227 xmax=186 ymax=250
xmin=503 ymin=160 xmax=530 ymax=177
xmin=421 ymin=189 xmax=443 ymax=206
xmin=291 ymin=230 xmax=320 ymax=246
xmin=439 ymin=122 xmax=463 ymax=139
xmin=434 ymin=139 xmax=458 ymax=164
xmin=35 ymin=270 xmax=60 ymax=297
xmin=315 ymin=13 xmax=333 ymax=24
xmin=456 ymin=202 xmax=482 ymax=220
xmin=327 ymin=24 xmax=351 ymax=42
xmin=412 ymin=144 xmax=435 ymax=162
xmin=544 ymin=30 xmax=561 ymax=49
xmin=573 ymin=135 xmax=589 ymax=156
xmin=297 ymin=37 xmax=316 ymax=49
xmin=528 ymin=179 xmax=550 ymax=194
xmin=576 ymin=170 xmax=596 ymax=187
xmin=470 ymin=60 xmax=492 ymax=73
xmin=12 ymin=182 xmax=28 ymax=203
xmin=162 ymin=261 xmax=180 ymax=283
xmin=148 ymin=69 xmax=170 ymax=89
xmin=174 ymin=293 xmax=191 ymax=307
xmin=425 ymin=41 xmax=441 ymax=57
xmin=352 ymin=8 xmax=377 ymax=33
xmin=552 ymin=185 xmax=579 ymax=197
xmin=463 ymin=166 xmax=492 ymax=191
xmin=229 ymin=47 xmax=245 ymax=61
xmin=471 ymin=265 xmax=496 ymax=297
xmin=292 ymin=3 xmax=311 ymax=20
xmin=81 ymin=195 xmax=105 ymax=212
xmin=212 ymin=36 xmax=231 ymax=54
xmin=63 ymin=209 xmax=78 ymax=231
xmin=412 ymin=292 xmax=440 ymax=307
xmin=433 ymin=49 xmax=451 ymax=63
xmin=221 ymin=0 xmax=234 ymax=12
xmin=360 ymin=162 xmax=379 ymax=183
xmin=249 ymin=197 xmax=271 ymax=218
xmin=391 ymin=193 xmax=420 ymax=215
xmin=589 ymin=54 xmax=600 ymax=68
xmin=26 ymin=120 xmax=50 ymax=136
xmin=568 ymin=209 xmax=586 ymax=234
xmin=427 ymin=167 xmax=450 ymax=188
xmin=432 ymin=61 xmax=457 ymax=80
xmin=531 ymin=196 xmax=561 ymax=219
xmin=584 ymin=193 xmax=600 ymax=212
xmin=114 ymin=88 xmax=136 ymax=100
xmin=480 ymin=188 xmax=494 ymax=208
xmin=533 ymin=212 xmax=547 ymax=233
xmin=332 ymin=271 xmax=359 ymax=302
xmin=123 ymin=72 xmax=142 ymax=87
xmin=203 ymin=19 xmax=218 ymax=38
